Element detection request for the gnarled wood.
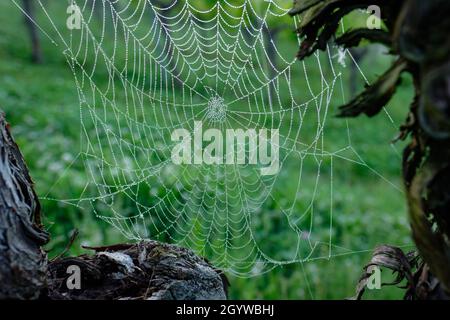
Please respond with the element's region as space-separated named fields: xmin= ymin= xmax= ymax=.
xmin=47 ymin=241 xmax=228 ymax=300
xmin=0 ymin=112 xmax=49 ymax=299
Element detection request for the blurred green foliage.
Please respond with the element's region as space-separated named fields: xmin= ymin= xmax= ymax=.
xmin=0 ymin=1 xmax=414 ymax=299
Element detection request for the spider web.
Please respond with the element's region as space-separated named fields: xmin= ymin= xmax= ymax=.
xmin=15 ymin=0 xmax=405 ymax=277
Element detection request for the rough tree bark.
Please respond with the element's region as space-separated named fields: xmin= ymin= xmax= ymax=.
xmin=47 ymin=241 xmax=228 ymax=300
xmin=0 ymin=112 xmax=227 ymax=300
xmin=0 ymin=112 xmax=49 ymax=299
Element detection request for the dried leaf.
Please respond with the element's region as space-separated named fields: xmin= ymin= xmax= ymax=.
xmin=291 ymin=0 xmax=379 ymax=60
xmin=337 ymin=59 xmax=408 ymax=118
xmin=336 ymin=28 xmax=391 ymax=48
xmin=352 ymin=245 xmax=420 ymax=300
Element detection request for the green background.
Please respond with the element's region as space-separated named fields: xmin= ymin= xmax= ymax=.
xmin=0 ymin=1 xmax=414 ymax=299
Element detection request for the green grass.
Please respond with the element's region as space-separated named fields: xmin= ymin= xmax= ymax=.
xmin=0 ymin=1 xmax=414 ymax=299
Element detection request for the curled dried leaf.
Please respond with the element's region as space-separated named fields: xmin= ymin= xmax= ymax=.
xmin=352 ymin=245 xmax=420 ymax=300
xmin=291 ymin=0 xmax=383 ymax=60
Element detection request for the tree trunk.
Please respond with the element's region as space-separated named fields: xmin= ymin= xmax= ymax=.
xmin=22 ymin=0 xmax=43 ymax=64
xmin=0 ymin=112 xmax=49 ymax=299
xmin=0 ymin=111 xmax=227 ymax=300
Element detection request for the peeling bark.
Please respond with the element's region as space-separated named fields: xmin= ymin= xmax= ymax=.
xmin=0 ymin=112 xmax=49 ymax=299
